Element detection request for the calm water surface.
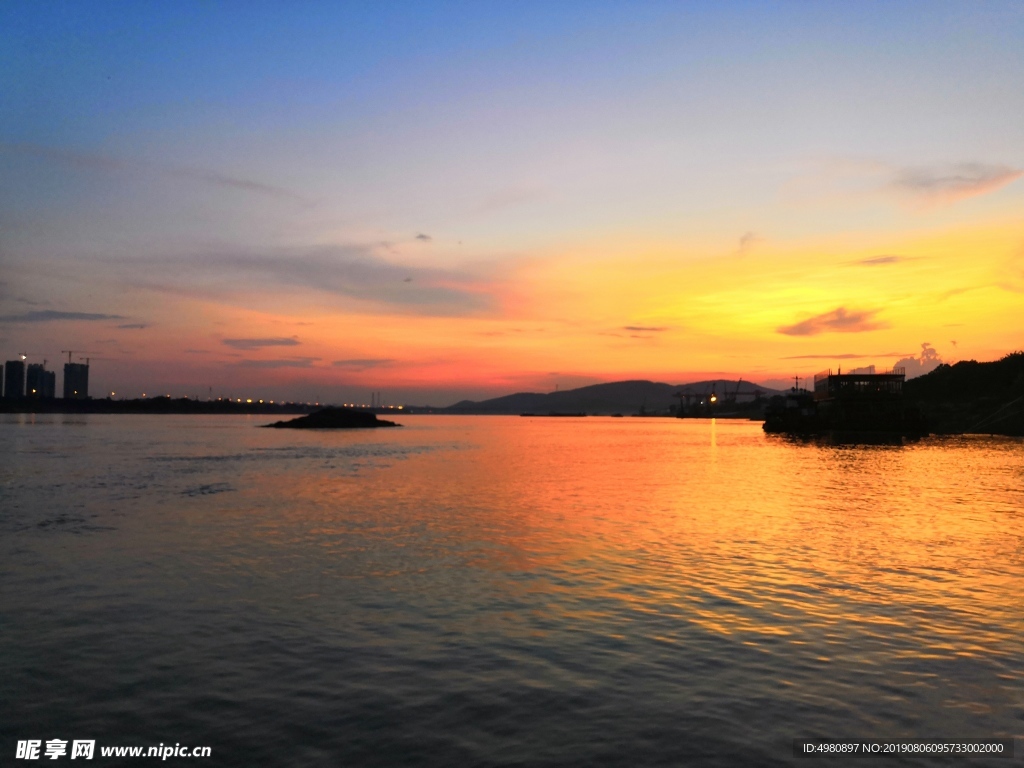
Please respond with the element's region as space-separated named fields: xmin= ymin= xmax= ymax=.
xmin=1 ymin=414 xmax=1021 ymax=766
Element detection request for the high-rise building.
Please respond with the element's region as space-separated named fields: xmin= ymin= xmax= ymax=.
xmin=4 ymin=360 xmax=26 ymax=399
xmin=63 ymin=362 xmax=89 ymax=400
xmin=27 ymin=363 xmax=57 ymax=399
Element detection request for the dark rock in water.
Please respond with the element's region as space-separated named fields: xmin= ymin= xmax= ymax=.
xmin=263 ymin=407 xmax=401 ymax=429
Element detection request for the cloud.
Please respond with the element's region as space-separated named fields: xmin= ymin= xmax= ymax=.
xmin=849 ymin=255 xmax=912 ymax=266
xmin=477 ymin=327 xmax=546 ymax=337
xmin=0 ymin=283 xmax=46 ymax=307
xmin=331 ymin=358 xmax=395 ymax=370
xmin=891 ymin=163 xmax=1022 ymax=205
xmin=472 ymin=186 xmax=545 ymax=216
xmin=782 ymin=351 xmax=914 ymax=359
xmin=938 ymin=285 xmax=986 ymax=301
xmin=997 ymin=250 xmax=1024 ymax=293
xmin=734 ymin=231 xmax=760 ymax=257
xmin=233 ymin=357 xmax=319 ymax=369
xmin=785 ymin=157 xmax=1021 ymax=211
xmin=117 ymin=323 xmax=148 ymax=329
xmin=894 ymin=343 xmax=944 ymax=379
xmin=415 ymin=233 xmax=432 ymax=241
xmin=0 ymin=309 xmax=126 ymax=323
xmin=777 ymin=307 xmax=887 ymax=336
xmin=181 ymin=169 xmax=312 ymax=204
xmin=222 ymin=337 xmax=301 ymax=350
xmin=127 ymin=244 xmax=492 ymax=316
xmin=0 ymin=141 xmax=312 ymax=204
xmin=623 ymin=326 xmax=668 ymax=332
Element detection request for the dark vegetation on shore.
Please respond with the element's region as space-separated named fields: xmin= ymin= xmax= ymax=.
xmin=904 ymin=352 xmax=1024 ymax=436
xmin=263 ymin=407 xmax=401 ymax=429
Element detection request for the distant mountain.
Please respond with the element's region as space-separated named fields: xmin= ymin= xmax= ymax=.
xmin=905 ymin=352 xmax=1024 ymax=435
xmin=443 ymin=378 xmax=782 ymax=415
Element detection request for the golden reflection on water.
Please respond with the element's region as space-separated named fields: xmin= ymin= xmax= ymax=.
xmin=236 ymin=417 xmax=1022 ymax=667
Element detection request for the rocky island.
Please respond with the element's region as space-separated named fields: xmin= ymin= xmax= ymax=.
xmin=263 ymin=407 xmax=402 ymax=429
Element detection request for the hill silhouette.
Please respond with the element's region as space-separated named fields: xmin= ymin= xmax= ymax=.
xmin=444 ymin=379 xmax=780 ymax=415
xmin=905 ymin=351 xmax=1024 ymax=435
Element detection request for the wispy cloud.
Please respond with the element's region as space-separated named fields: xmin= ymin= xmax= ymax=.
xmin=623 ymin=326 xmax=668 ymax=332
xmin=127 ymin=245 xmax=493 ymax=316
xmin=331 ymin=358 xmax=395 ymax=370
xmin=415 ymin=233 xmax=432 ymax=242
xmin=472 ymin=185 xmax=545 ymax=216
xmin=786 ymin=157 xmax=1021 ymax=210
xmin=0 ymin=282 xmax=45 ymax=307
xmin=891 ymin=163 xmax=1021 ymax=205
xmin=117 ymin=322 xmax=149 ymax=329
xmin=0 ymin=309 xmax=126 ymax=323
xmin=782 ymin=351 xmax=913 ymax=360
xmin=234 ymin=357 xmax=319 ymax=369
xmin=222 ymin=337 xmax=301 ymax=350
xmin=181 ymin=169 xmax=311 ymax=204
xmin=849 ymin=255 xmax=914 ymax=267
xmin=777 ymin=307 xmax=887 ymax=336
xmin=997 ymin=250 xmax=1024 ymax=293
xmin=938 ymin=285 xmax=987 ymax=301
xmin=0 ymin=141 xmax=313 ymax=205
xmin=734 ymin=231 xmax=760 ymax=257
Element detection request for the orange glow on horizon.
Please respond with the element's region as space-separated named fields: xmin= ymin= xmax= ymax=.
xmin=42 ymin=215 xmax=1024 ymax=401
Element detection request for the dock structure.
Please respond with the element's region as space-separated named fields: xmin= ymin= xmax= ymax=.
xmin=813 ymin=366 xmax=905 ymax=401
xmin=765 ymin=366 xmax=926 ymax=441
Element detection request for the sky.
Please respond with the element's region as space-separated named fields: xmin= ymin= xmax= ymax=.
xmin=2 ymin=1 xmax=1022 ymax=405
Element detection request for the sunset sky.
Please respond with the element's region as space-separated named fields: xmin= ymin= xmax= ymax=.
xmin=2 ymin=2 xmax=1022 ymax=405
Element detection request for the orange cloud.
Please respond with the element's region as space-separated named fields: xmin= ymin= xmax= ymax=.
xmin=891 ymin=163 xmax=1021 ymax=206
xmin=777 ymin=307 xmax=887 ymax=336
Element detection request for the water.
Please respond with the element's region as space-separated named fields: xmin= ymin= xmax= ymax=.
xmin=2 ymin=414 xmax=1021 ymax=766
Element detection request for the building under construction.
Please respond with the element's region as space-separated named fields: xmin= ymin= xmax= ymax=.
xmin=764 ymin=366 xmax=927 ymax=440
xmin=63 ymin=362 xmax=90 ymax=400
xmin=3 ymin=359 xmax=26 ymax=399
xmin=2 ymin=356 xmax=89 ymax=400
xmin=27 ymin=363 xmax=57 ymax=399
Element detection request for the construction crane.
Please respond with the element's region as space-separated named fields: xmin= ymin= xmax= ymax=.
xmin=733 ymin=378 xmax=743 ymax=401
xmin=61 ymin=350 xmax=96 ymax=364
xmin=18 ymin=352 xmax=55 ymax=365
xmin=676 ymin=378 xmax=777 ymax=417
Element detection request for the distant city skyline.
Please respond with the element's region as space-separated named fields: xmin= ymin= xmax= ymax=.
xmin=2 ymin=2 xmax=1022 ymax=405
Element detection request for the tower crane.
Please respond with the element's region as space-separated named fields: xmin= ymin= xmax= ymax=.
xmin=61 ymin=350 xmax=96 ymax=364
xmin=18 ymin=352 xmax=54 ymax=365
